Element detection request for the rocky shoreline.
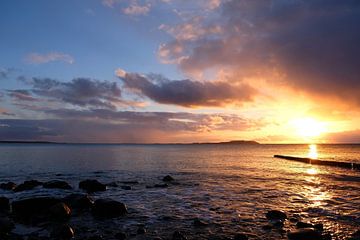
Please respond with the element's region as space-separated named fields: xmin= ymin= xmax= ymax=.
xmin=0 ymin=176 xmax=359 ymax=240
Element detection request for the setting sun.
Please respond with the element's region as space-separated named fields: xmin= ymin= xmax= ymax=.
xmin=291 ymin=118 xmax=327 ymax=138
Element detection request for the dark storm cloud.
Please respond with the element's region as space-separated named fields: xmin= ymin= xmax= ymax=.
xmin=118 ymin=72 xmax=256 ymax=107
xmin=22 ymin=77 xmax=123 ymax=109
xmin=161 ymin=0 xmax=360 ymax=104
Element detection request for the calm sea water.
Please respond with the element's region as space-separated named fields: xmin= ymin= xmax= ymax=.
xmin=0 ymin=144 xmax=359 ymax=239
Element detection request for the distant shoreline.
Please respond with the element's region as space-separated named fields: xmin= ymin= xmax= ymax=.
xmin=0 ymin=140 xmax=359 ymax=145
xmin=0 ymin=140 xmax=260 ymax=145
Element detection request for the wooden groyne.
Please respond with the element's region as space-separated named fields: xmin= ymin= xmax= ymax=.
xmin=274 ymin=155 xmax=360 ymax=170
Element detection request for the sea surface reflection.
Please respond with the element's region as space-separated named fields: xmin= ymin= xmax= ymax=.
xmin=0 ymin=143 xmax=359 ymax=239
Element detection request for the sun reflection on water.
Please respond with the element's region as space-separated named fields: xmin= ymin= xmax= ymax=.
xmin=308 ymin=144 xmax=318 ymax=159
xmin=306 ymin=168 xmax=318 ymax=175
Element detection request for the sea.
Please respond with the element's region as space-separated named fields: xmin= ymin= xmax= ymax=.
xmin=0 ymin=143 xmax=359 ymax=239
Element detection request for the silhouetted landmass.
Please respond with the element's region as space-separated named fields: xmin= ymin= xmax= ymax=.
xmin=192 ymin=140 xmax=260 ymax=145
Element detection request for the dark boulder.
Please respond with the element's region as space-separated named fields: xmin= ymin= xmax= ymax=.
xmin=114 ymin=231 xmax=127 ymax=240
xmin=163 ymin=175 xmax=174 ymax=182
xmin=172 ymin=231 xmax=187 ymax=240
xmin=92 ymin=199 xmax=127 ymax=218
xmin=0 ymin=197 xmax=10 ymax=213
xmin=266 ymin=210 xmax=287 ymax=220
xmin=43 ymin=180 xmax=72 ymax=190
xmin=233 ymin=233 xmax=248 ymax=240
xmin=0 ymin=217 xmax=14 ymax=233
xmin=137 ymin=226 xmax=146 ymax=234
xmin=296 ymin=222 xmax=314 ymax=229
xmin=287 ymin=228 xmax=322 ymax=240
xmin=50 ymin=224 xmax=75 ymax=240
xmin=349 ymin=230 xmax=360 ymax=240
xmin=12 ymin=197 xmax=61 ymax=220
xmin=63 ymin=194 xmax=94 ymax=210
xmin=14 ymin=180 xmax=42 ymax=192
xmin=0 ymin=182 xmax=17 ymax=191
xmin=79 ymin=180 xmax=106 ymax=193
xmin=193 ymin=218 xmax=208 ymax=227
xmin=314 ymin=223 xmax=324 ymax=231
xmin=49 ymin=202 xmax=72 ymax=219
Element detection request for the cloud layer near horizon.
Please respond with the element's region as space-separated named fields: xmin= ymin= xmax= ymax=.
xmin=0 ymin=109 xmax=258 ymax=143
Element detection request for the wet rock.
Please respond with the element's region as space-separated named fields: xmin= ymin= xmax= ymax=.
xmin=287 ymin=228 xmax=322 ymax=240
xmin=92 ymin=199 xmax=127 ymax=218
xmin=12 ymin=197 xmax=61 ymax=220
xmin=290 ymin=217 xmax=299 ymax=223
xmin=163 ymin=175 xmax=174 ymax=182
xmin=0 ymin=217 xmax=14 ymax=233
xmin=233 ymin=233 xmax=248 ymax=240
xmin=172 ymin=231 xmax=187 ymax=240
xmin=348 ymin=230 xmax=360 ymax=240
xmin=266 ymin=210 xmax=287 ymax=220
xmin=273 ymin=220 xmax=284 ymax=228
xmin=79 ymin=180 xmax=106 ymax=193
xmin=137 ymin=227 xmax=146 ymax=234
xmin=314 ymin=223 xmax=324 ymax=231
xmin=0 ymin=182 xmax=17 ymax=191
xmin=0 ymin=197 xmax=10 ymax=213
xmin=49 ymin=202 xmax=72 ymax=219
xmin=114 ymin=231 xmax=127 ymax=240
xmin=50 ymin=224 xmax=75 ymax=240
xmin=193 ymin=218 xmax=208 ymax=227
xmin=63 ymin=194 xmax=94 ymax=210
xmin=296 ymin=221 xmax=314 ymax=229
xmin=14 ymin=180 xmax=42 ymax=192
xmin=43 ymin=180 xmax=72 ymax=190
xmin=262 ymin=224 xmax=272 ymax=230
xmin=322 ymin=233 xmax=332 ymax=240
xmin=121 ymin=186 xmax=131 ymax=190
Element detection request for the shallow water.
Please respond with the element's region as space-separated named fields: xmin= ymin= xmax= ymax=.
xmin=0 ymin=143 xmax=359 ymax=239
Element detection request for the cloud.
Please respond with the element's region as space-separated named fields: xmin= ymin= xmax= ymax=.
xmin=7 ymin=90 xmax=38 ymax=102
xmin=0 ymin=108 xmax=15 ymax=116
xmin=25 ymin=52 xmax=74 ymax=64
xmin=0 ymin=67 xmax=16 ymax=80
xmin=101 ymin=0 xmax=118 ymax=8
xmin=122 ymin=2 xmax=150 ymax=15
xmin=17 ymin=77 xmax=125 ymax=110
xmin=0 ymin=110 xmax=257 ymax=143
xmin=159 ymin=0 xmax=360 ymax=105
xmin=117 ymin=69 xmax=256 ymax=107
xmin=324 ymin=129 xmax=360 ymax=143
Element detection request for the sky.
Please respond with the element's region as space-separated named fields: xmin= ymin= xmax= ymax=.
xmin=0 ymin=0 xmax=360 ymax=143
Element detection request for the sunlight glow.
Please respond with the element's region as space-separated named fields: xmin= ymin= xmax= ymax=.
xmin=308 ymin=144 xmax=318 ymax=159
xmin=306 ymin=168 xmax=318 ymax=175
xmin=291 ymin=118 xmax=327 ymax=138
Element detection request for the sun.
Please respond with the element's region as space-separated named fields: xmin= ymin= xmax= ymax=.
xmin=291 ymin=118 xmax=327 ymax=138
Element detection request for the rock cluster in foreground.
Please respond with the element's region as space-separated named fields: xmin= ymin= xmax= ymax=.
xmin=0 ymin=176 xmax=359 ymax=240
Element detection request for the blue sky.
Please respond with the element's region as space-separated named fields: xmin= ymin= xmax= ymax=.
xmin=1 ymin=0 xmax=360 ymax=143
xmin=0 ymin=0 xmax=181 ymax=83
